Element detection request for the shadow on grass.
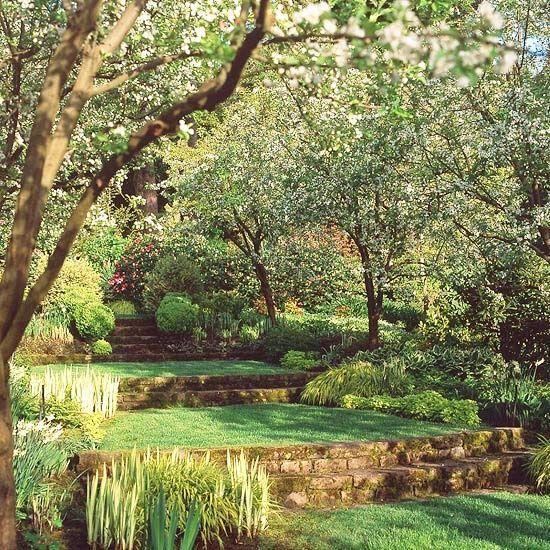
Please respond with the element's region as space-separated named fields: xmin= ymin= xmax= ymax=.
xmin=100 ymin=404 xmax=464 ymax=450
xmin=36 ymin=360 xmax=283 ymax=378
xmin=261 ymin=493 xmax=550 ymax=550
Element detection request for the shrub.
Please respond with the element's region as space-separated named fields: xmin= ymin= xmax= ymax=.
xmin=341 ymin=390 xmax=481 ymax=427
xmin=35 ymin=256 xmax=102 ymax=312
xmin=238 ymin=324 xmax=262 ymax=345
xmin=156 ymin=293 xmax=199 ymax=333
xmin=280 ymin=350 xmax=320 ymax=371
xmin=528 ymin=438 xmax=550 ymax=493
xmin=300 ymin=359 xmax=411 ymax=406
xmin=143 ymin=254 xmax=204 ymax=312
xmin=74 ymin=301 xmax=115 ymax=340
xmin=90 ymin=339 xmax=112 ymax=356
xmin=44 ymin=397 xmax=104 ymax=451
xmin=76 ymin=227 xmax=128 ymax=282
xmin=108 ymin=235 xmax=160 ymax=303
xmin=107 ymin=300 xmax=137 ymax=316
xmin=382 ymin=299 xmax=425 ymax=330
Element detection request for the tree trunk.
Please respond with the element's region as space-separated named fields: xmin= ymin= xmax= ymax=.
xmin=356 ymin=242 xmax=382 ymax=350
xmin=132 ymin=163 xmax=159 ymax=215
xmin=0 ymin=358 xmax=16 ymax=550
xmin=254 ymin=261 xmax=276 ymax=325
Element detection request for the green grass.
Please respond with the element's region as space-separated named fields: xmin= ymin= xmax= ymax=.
xmin=260 ymin=492 xmax=550 ymax=550
xmin=99 ymin=403 xmax=465 ymax=450
xmin=35 ymin=360 xmax=285 ymax=378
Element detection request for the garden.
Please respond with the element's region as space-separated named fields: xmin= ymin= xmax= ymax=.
xmin=0 ymin=0 xmax=549 ymax=549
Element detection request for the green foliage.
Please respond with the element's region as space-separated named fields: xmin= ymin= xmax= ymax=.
xmin=13 ymin=419 xmax=69 ymax=520
xmin=24 ymin=311 xmax=73 ymax=343
xmin=44 ymin=397 xmax=104 ymax=452
xmin=86 ymin=449 xmax=271 ymax=548
xmin=90 ymin=339 xmax=113 ymax=356
xmin=76 ymin=227 xmax=128 ymax=282
xmin=301 ymin=359 xmax=412 ymax=406
xmin=107 ymin=300 xmax=137 ymax=316
xmin=74 ymin=301 xmax=115 ymax=340
xmin=156 ymin=293 xmax=199 ymax=333
xmin=528 ymin=438 xmax=550 ymax=493
xmin=341 ymin=390 xmax=481 ymax=427
xmin=143 ymin=254 xmax=204 ymax=312
xmin=280 ymin=350 xmax=320 ymax=371
xmin=108 ymin=235 xmax=160 ymax=303
xmin=35 ymin=256 xmax=102 ymax=313
xmin=382 ymin=299 xmax=425 ymax=330
xmin=265 ymin=314 xmax=410 ymax=361
xmin=30 ymin=367 xmax=120 ymax=419
xmin=475 ymin=364 xmax=549 ymax=429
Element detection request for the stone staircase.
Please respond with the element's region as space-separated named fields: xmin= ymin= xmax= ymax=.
xmin=77 ymin=428 xmax=533 ymax=508
xmin=117 ymin=371 xmax=317 ymax=409
xmin=105 ymin=317 xmax=262 ymax=363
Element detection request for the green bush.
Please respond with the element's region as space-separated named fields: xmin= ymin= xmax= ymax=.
xmin=107 ymin=300 xmax=137 ymax=316
xmin=383 ymin=299 xmax=425 ymax=330
xmin=74 ymin=302 xmax=115 ymax=340
xmin=280 ymin=350 xmax=320 ymax=370
xmin=156 ymin=293 xmax=199 ymax=333
xmin=76 ymin=227 xmax=128 ymax=282
xmin=35 ymin=256 xmax=102 ymax=312
xmin=44 ymin=397 xmax=103 ymax=451
xmin=300 ymin=359 xmax=412 ymax=406
xmin=143 ymin=254 xmax=204 ymax=312
xmin=341 ymin=390 xmax=481 ymax=427
xmin=90 ymin=339 xmax=112 ymax=356
xmin=528 ymin=437 xmax=550 ymax=493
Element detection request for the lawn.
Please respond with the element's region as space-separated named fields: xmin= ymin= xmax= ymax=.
xmin=99 ymin=403 xmax=465 ymax=450
xmin=260 ymin=492 xmax=550 ymax=550
xmin=34 ymin=359 xmax=285 ymax=378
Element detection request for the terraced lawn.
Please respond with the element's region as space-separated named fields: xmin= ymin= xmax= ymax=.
xmin=35 ymin=359 xmax=285 ymax=378
xmin=99 ymin=403 xmax=465 ymax=450
xmin=260 ymin=492 xmax=550 ymax=550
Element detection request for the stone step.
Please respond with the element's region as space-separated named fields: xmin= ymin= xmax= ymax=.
xmin=109 ymin=335 xmax=165 ymax=344
xmin=111 ymin=343 xmax=168 ymax=353
xmin=117 ymin=386 xmax=304 ymax=410
xmin=75 ymin=428 xmax=530 ymax=476
xmin=274 ymin=451 xmax=531 ymax=508
xmin=115 ymin=317 xmax=156 ymax=327
xmin=119 ymin=372 xmax=315 ymax=393
xmin=112 ymin=326 xmax=160 ymax=336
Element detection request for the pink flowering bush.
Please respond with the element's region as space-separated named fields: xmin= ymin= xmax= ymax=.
xmin=108 ymin=235 xmax=160 ymax=303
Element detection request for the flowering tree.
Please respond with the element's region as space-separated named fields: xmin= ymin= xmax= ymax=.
xmin=415 ymin=0 xmax=549 ymax=263
xmin=0 ymin=0 xmax=511 ymax=544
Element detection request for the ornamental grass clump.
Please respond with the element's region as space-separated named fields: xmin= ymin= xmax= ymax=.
xmin=528 ymin=437 xmax=550 ymax=493
xmin=30 ymin=367 xmax=120 ymax=418
xmin=300 ymin=358 xmax=411 ymax=406
xmin=85 ymin=449 xmax=272 ymax=549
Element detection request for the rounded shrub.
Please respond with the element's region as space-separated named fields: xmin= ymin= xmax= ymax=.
xmin=35 ymin=256 xmax=102 ymax=311
xmin=74 ymin=302 xmax=115 ymax=340
xmin=107 ymin=300 xmax=137 ymax=317
xmin=143 ymin=254 xmax=203 ymax=312
xmin=90 ymin=339 xmax=112 ymax=356
xmin=156 ymin=293 xmax=199 ymax=333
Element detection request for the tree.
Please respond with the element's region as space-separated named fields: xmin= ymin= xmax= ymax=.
xmin=415 ymin=0 xmax=549 ymax=263
xmin=0 ymin=0 xmax=510 ymax=543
